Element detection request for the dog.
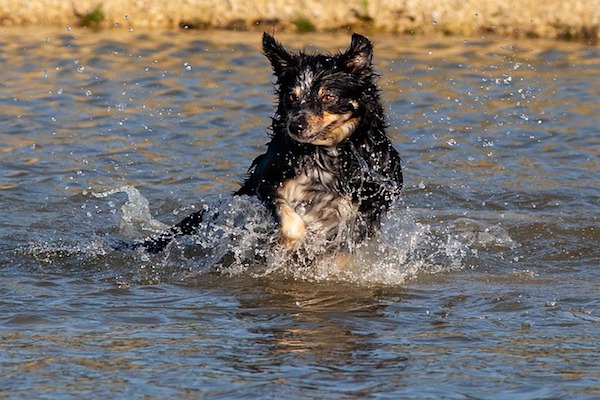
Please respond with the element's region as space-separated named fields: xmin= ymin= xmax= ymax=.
xmin=138 ymin=33 xmax=403 ymax=254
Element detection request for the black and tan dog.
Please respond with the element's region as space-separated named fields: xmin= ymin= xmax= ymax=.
xmin=139 ymin=33 xmax=403 ymax=253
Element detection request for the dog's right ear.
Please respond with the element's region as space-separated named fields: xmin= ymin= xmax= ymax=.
xmin=263 ymin=32 xmax=294 ymax=76
xmin=344 ymin=33 xmax=374 ymax=75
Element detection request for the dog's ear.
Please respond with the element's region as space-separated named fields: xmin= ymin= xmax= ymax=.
xmin=343 ymin=33 xmax=373 ymax=74
xmin=263 ymin=32 xmax=294 ymax=76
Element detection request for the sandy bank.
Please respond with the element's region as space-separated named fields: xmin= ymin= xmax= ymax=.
xmin=1 ymin=0 xmax=598 ymax=42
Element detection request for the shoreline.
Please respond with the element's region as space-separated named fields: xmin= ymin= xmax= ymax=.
xmin=1 ymin=0 xmax=598 ymax=43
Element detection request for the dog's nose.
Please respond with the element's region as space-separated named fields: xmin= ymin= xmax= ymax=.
xmin=287 ymin=115 xmax=306 ymax=136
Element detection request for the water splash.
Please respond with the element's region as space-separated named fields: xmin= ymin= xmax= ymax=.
xmin=451 ymin=218 xmax=517 ymax=251
xmin=116 ymin=190 xmax=474 ymax=286
xmin=24 ymin=186 xmax=491 ymax=286
xmin=91 ymin=186 xmax=169 ymax=238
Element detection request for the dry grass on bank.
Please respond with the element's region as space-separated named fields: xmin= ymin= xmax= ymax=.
xmin=1 ymin=0 xmax=598 ymax=42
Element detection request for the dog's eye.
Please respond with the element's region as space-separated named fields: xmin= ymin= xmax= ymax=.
xmin=288 ymin=92 xmax=300 ymax=103
xmin=321 ymin=93 xmax=337 ymax=104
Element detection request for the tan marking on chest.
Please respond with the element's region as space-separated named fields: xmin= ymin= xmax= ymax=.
xmin=276 ymin=173 xmax=359 ymax=245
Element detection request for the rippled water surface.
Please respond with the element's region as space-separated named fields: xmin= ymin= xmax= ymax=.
xmin=1 ymin=27 xmax=599 ymax=398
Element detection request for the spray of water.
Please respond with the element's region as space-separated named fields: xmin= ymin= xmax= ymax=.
xmin=24 ymin=186 xmax=511 ymax=286
xmin=91 ymin=186 xmax=169 ymax=238
xmin=97 ymin=186 xmax=475 ymax=285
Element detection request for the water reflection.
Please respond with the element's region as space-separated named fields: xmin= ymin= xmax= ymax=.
xmin=236 ymin=282 xmax=401 ymax=369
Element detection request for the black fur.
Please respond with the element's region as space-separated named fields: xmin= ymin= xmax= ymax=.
xmin=138 ymin=33 xmax=402 ymax=253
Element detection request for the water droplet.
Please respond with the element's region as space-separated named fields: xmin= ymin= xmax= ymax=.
xmin=77 ymin=66 xmax=85 ymax=73
xmin=85 ymin=90 xmax=92 ymax=96
xmin=545 ymin=300 xmax=558 ymax=308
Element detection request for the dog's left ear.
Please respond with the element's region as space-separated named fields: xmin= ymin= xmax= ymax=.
xmin=343 ymin=33 xmax=373 ymax=74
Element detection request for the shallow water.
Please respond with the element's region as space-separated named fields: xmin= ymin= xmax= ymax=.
xmin=1 ymin=27 xmax=599 ymax=398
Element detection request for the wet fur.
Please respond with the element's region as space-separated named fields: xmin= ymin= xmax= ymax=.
xmin=138 ymin=33 xmax=402 ymax=253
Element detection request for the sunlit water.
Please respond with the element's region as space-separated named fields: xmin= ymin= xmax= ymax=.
xmin=1 ymin=27 xmax=599 ymax=398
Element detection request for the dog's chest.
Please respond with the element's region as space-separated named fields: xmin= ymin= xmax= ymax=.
xmin=278 ymin=166 xmax=357 ymax=235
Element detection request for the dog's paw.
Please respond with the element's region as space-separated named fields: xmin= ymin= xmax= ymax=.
xmin=278 ymin=203 xmax=305 ymax=244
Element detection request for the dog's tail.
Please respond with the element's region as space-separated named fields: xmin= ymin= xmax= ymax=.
xmin=114 ymin=209 xmax=206 ymax=253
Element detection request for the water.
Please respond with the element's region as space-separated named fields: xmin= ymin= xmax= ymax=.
xmin=1 ymin=27 xmax=599 ymax=398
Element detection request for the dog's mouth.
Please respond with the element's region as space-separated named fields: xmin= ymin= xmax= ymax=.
xmin=286 ymin=111 xmax=360 ymax=147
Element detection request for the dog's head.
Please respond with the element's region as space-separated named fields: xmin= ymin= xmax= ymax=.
xmin=263 ymin=33 xmax=377 ymax=147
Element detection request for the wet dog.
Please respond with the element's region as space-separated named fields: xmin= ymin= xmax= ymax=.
xmin=139 ymin=33 xmax=403 ymax=253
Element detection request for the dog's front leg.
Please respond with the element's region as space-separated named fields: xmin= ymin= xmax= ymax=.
xmin=275 ymin=198 xmax=305 ymax=245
